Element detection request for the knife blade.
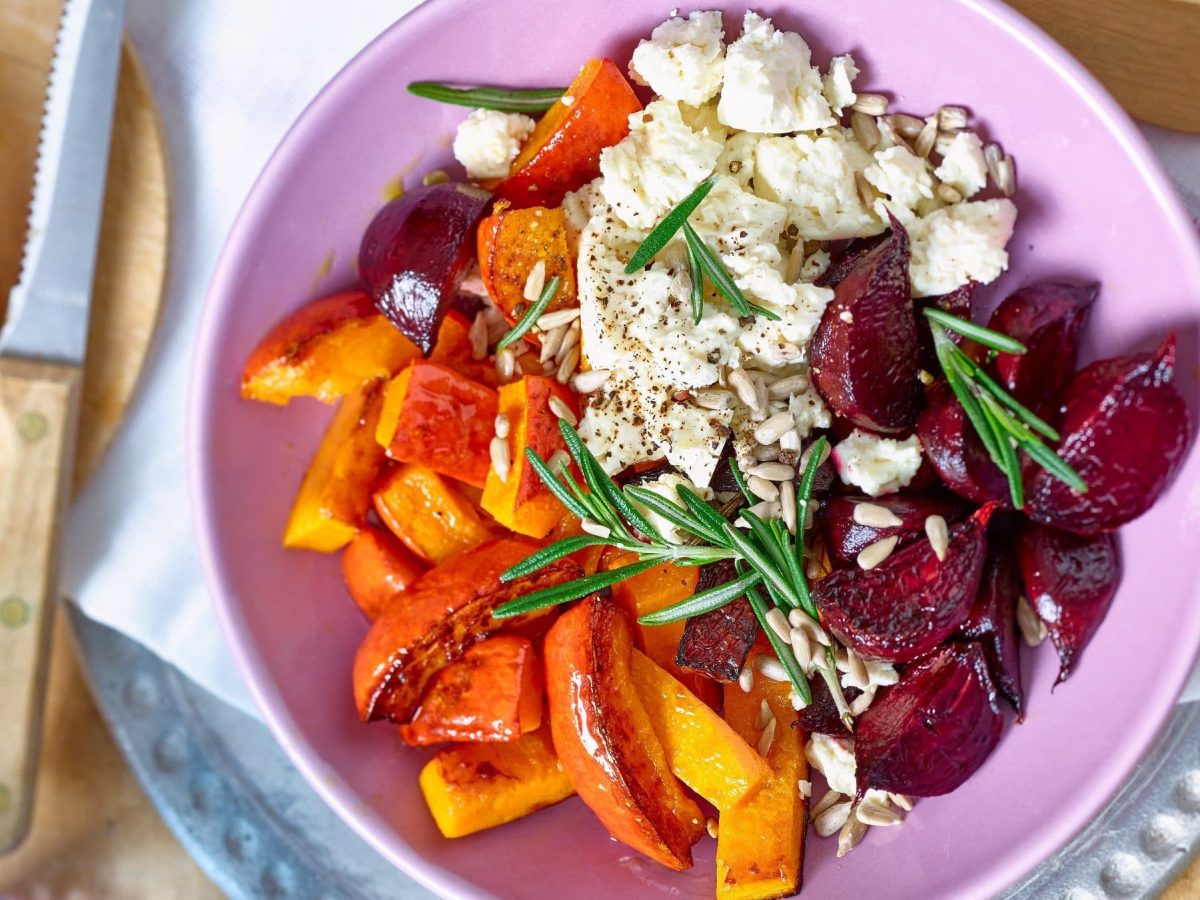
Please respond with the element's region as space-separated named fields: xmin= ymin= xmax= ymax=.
xmin=0 ymin=0 xmax=126 ymax=854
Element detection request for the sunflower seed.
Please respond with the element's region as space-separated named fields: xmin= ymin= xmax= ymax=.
xmin=798 ymin=779 xmax=813 ymax=798
xmin=995 ymin=155 xmax=1016 ymax=196
xmin=469 ymin=311 xmax=489 ymax=360
xmin=547 ymin=449 xmax=570 ymax=472
xmin=889 ymin=793 xmax=914 ymax=811
xmin=523 ymin=259 xmax=547 ymax=302
xmin=846 ymin=647 xmax=869 ymax=685
xmin=753 ymin=442 xmax=782 ymax=461
xmin=790 ymin=628 xmax=813 ymax=670
xmin=755 ymin=698 xmax=774 ymax=729
xmin=925 ymin=514 xmax=949 ymax=561
xmin=815 ymin=800 xmax=853 ymax=837
xmin=876 ymin=116 xmax=912 ymax=152
xmin=856 ymin=800 xmax=903 ymax=827
xmin=580 ymin=519 xmax=611 ymax=539
xmin=849 ymin=685 xmax=877 ymax=716
xmin=694 ymin=388 xmax=734 ymax=410
xmin=539 ymin=322 xmax=569 ymax=363
xmin=494 ymin=414 xmax=510 ymax=439
xmin=767 ymin=373 xmax=810 ymax=399
xmin=914 ymin=117 xmax=938 ymax=157
xmin=799 ymin=438 xmax=832 ymax=470
xmin=706 ymin=817 xmax=719 ymax=839
xmin=495 ymin=347 xmax=516 ymax=382
xmin=747 ymin=475 xmax=780 ymax=502
xmin=786 ymin=239 xmax=808 ymax=283
xmin=757 ymin=716 xmax=778 ymax=757
xmin=737 ymin=454 xmax=756 ymax=472
xmin=779 ymin=429 xmax=801 ymax=453
xmin=812 ymin=789 xmax=844 ymax=818
xmin=555 ymin=321 xmax=581 ymax=364
xmin=745 ymin=499 xmax=782 ymax=520
xmin=837 ymin=817 xmax=868 ymax=856
xmin=1017 ymin=595 xmax=1048 ymax=646
xmin=738 ymin=663 xmax=755 ymax=693
xmin=806 ymin=557 xmax=824 ymax=579
xmin=937 ymin=105 xmax=968 ymax=131
xmin=728 ymin=367 xmax=758 ymax=407
xmin=536 ymin=306 xmax=580 ymax=330
xmin=781 ymin=485 xmax=798 ymax=534
xmin=755 ymin=654 xmax=789 ymax=682
xmin=790 ymin=688 xmax=808 ymax=710
xmin=857 ymin=535 xmax=899 ymax=570
xmin=854 ymin=170 xmax=875 ymax=209
xmin=765 ymin=607 xmax=791 ymax=644
xmin=754 ymin=412 xmax=795 ymax=446
xmin=850 ymin=110 xmax=880 ymax=151
xmin=753 ymin=373 xmax=770 ymax=420
xmin=853 ymin=502 xmax=903 ymax=528
xmin=888 ymin=113 xmax=926 ymax=138
xmin=852 ymin=92 xmax=888 ymax=116
xmin=556 ymin=345 xmax=580 ymax=383
xmin=549 ymin=395 xmax=578 ymax=426
xmin=937 ymin=182 xmax=963 ymax=204
xmin=571 ymin=368 xmax=611 ymax=394
xmin=489 ymin=436 xmax=511 ymax=482
xmin=789 ymin=612 xmax=832 ymax=646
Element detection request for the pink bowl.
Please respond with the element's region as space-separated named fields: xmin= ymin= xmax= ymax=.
xmin=190 ymin=1 xmax=1200 ymax=896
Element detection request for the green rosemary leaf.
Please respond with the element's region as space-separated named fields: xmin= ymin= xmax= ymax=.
xmin=497 ymin=276 xmax=561 ymax=349
xmin=493 ymin=558 xmax=662 ymax=619
xmin=923 ymin=307 xmax=1028 ymax=355
xmin=682 ymin=222 xmax=781 ymax=321
xmin=499 ymin=535 xmax=613 ymax=582
xmin=744 ymin=583 xmax=812 ymax=705
xmin=556 ymin=420 xmax=631 ymax=537
xmin=938 ymin=336 xmax=1006 ymax=466
xmin=1021 ymin=437 xmax=1089 ymax=493
xmin=950 ymin=345 xmax=1060 ymax=441
xmin=724 ymin=523 xmax=801 ymax=608
xmin=738 ymin=511 xmax=792 ymax=601
xmin=727 ymin=456 xmax=756 ymax=506
xmin=979 ymin=393 xmax=1025 ymax=508
xmin=676 ymin=485 xmax=731 ymax=538
xmin=686 ymin=234 xmax=705 ymax=325
xmin=407 ymin=81 xmax=564 ymax=113
xmin=818 ymin=644 xmax=853 ymax=730
xmin=525 ymin=448 xmax=592 ymax=521
xmin=793 ymin=436 xmax=828 ymax=620
xmin=638 ymin=570 xmax=762 ymax=625
xmin=625 ymin=176 xmax=718 ymax=274
xmin=624 ymin=487 xmax=725 ymax=546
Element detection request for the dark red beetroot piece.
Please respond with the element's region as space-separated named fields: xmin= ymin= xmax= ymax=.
xmin=794 ymin=677 xmax=862 ymax=736
xmin=819 ymin=492 xmax=971 ymax=569
xmin=917 ymin=380 xmax=1011 ymax=506
xmin=854 ymin=643 xmax=1004 ymax=799
xmin=915 ymin=281 xmax=977 ymax=372
xmin=675 ymin=560 xmax=759 ymax=682
xmin=987 ymin=281 xmax=1097 ymax=413
xmin=1016 ymin=522 xmax=1121 ymax=684
xmin=814 ymin=234 xmax=886 ymax=288
xmin=814 ymin=504 xmax=995 ymax=662
xmin=1026 ymin=334 xmax=1190 ymax=533
xmin=958 ymin=543 xmax=1024 ymax=716
xmin=359 ymin=183 xmax=492 ymax=354
xmin=810 ymin=216 xmax=922 ymax=434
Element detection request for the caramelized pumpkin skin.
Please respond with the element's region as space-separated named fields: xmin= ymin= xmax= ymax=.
xmin=544 ymin=596 xmax=703 ymax=871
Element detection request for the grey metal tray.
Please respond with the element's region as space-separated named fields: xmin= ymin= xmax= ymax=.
xmin=67 ymin=606 xmax=1199 ymax=899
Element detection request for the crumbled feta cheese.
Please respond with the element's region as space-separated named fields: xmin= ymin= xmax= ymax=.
xmin=717 ymin=12 xmax=835 ymax=134
xmin=823 ymin=54 xmax=859 ymax=115
xmin=716 ymin=130 xmax=761 ymax=191
xmin=840 ymin=654 xmax=899 ymax=692
xmin=561 ymin=177 xmax=604 ymax=250
xmin=908 ymin=198 xmax=1018 ymax=296
xmin=799 ymin=249 xmax=831 ymax=282
xmin=864 ymin=146 xmax=935 ymax=212
xmin=629 ymin=10 xmax=726 ymax=106
xmin=576 ymin=372 xmax=661 ymax=473
xmin=934 ymin=131 xmax=988 ymax=198
xmin=599 ymin=99 xmax=723 ymax=229
xmin=679 ymin=100 xmax=731 ymax=144
xmin=833 ymin=429 xmax=923 ymax=496
xmin=451 ymin=108 xmax=535 ymax=180
xmin=755 ymin=130 xmax=883 ymax=240
xmin=688 ymin=174 xmax=787 ymax=260
xmin=788 ymin=387 xmax=831 ymax=439
xmin=805 ymin=733 xmax=857 ymax=796
xmin=733 ymin=273 xmax=834 ymax=368
xmin=630 ymin=472 xmax=713 ymax=543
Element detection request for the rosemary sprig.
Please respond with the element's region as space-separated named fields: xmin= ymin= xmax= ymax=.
xmin=625 ymin=176 xmax=717 ymax=273
xmin=407 ymin=81 xmax=564 ymax=113
xmin=926 ymin=312 xmax=1088 ymax=507
xmin=683 ymin=223 xmax=781 ymax=321
xmin=685 ymin=235 xmax=704 ymax=325
xmin=496 ymin=276 xmax=561 ymax=349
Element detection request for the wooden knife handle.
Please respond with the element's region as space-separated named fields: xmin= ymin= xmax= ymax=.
xmin=0 ymin=355 xmax=81 ymax=854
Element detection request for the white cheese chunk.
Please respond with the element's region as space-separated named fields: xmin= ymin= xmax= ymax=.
xmin=805 ymin=733 xmax=857 ymax=796
xmin=754 ymin=129 xmax=884 ymax=240
xmin=629 ymin=10 xmax=726 ymax=106
xmin=864 ymin=145 xmax=935 ymax=212
xmin=630 ymin=472 xmax=713 ymax=543
xmin=715 ymin=130 xmax=762 ymax=191
xmin=908 ymin=198 xmax=1018 ymax=297
xmin=789 ymin=387 xmax=831 ymax=439
xmin=822 ymin=54 xmax=859 ymax=115
xmin=934 ymin=131 xmax=988 ymax=198
xmin=561 ymin=177 xmax=604 ymax=252
xmin=599 ymin=99 xmax=723 ymax=229
xmin=451 ymin=108 xmax=535 ymax=181
xmin=833 ymin=429 xmax=923 ymax=496
xmin=717 ymin=12 xmax=835 ymax=134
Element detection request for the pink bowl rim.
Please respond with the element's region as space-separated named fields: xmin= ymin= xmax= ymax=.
xmin=188 ymin=1 xmax=1200 ymax=897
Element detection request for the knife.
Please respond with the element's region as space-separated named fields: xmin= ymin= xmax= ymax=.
xmin=0 ymin=0 xmax=126 ymax=853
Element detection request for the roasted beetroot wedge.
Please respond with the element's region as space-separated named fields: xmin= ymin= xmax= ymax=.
xmin=959 ymin=544 xmax=1024 ymax=716
xmin=676 ymin=560 xmax=759 ymax=682
xmin=987 ymin=281 xmax=1097 ymax=412
xmin=820 ymin=492 xmax=970 ymax=569
xmin=917 ymin=380 xmax=1011 ymax=505
xmin=814 ymin=504 xmax=995 ymax=662
xmin=810 ymin=217 xmax=921 ymax=433
xmin=1026 ymin=335 xmax=1190 ymax=533
xmin=795 ymin=677 xmax=861 ymax=736
xmin=854 ymin=643 xmax=1004 ymax=798
xmin=359 ymin=183 xmax=492 ymax=354
xmin=916 ymin=281 xmax=977 ymax=371
xmin=1016 ymin=522 xmax=1121 ymax=684
xmin=814 ymin=234 xmax=887 ymax=288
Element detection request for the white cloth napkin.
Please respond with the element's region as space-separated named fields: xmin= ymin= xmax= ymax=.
xmin=62 ymin=2 xmax=1200 ymax=719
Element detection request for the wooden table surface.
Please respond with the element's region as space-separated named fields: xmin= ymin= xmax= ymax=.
xmin=0 ymin=1 xmax=1198 ymax=897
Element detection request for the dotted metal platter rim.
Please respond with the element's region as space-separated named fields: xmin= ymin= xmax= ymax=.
xmin=67 ymin=606 xmax=1200 ymax=899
